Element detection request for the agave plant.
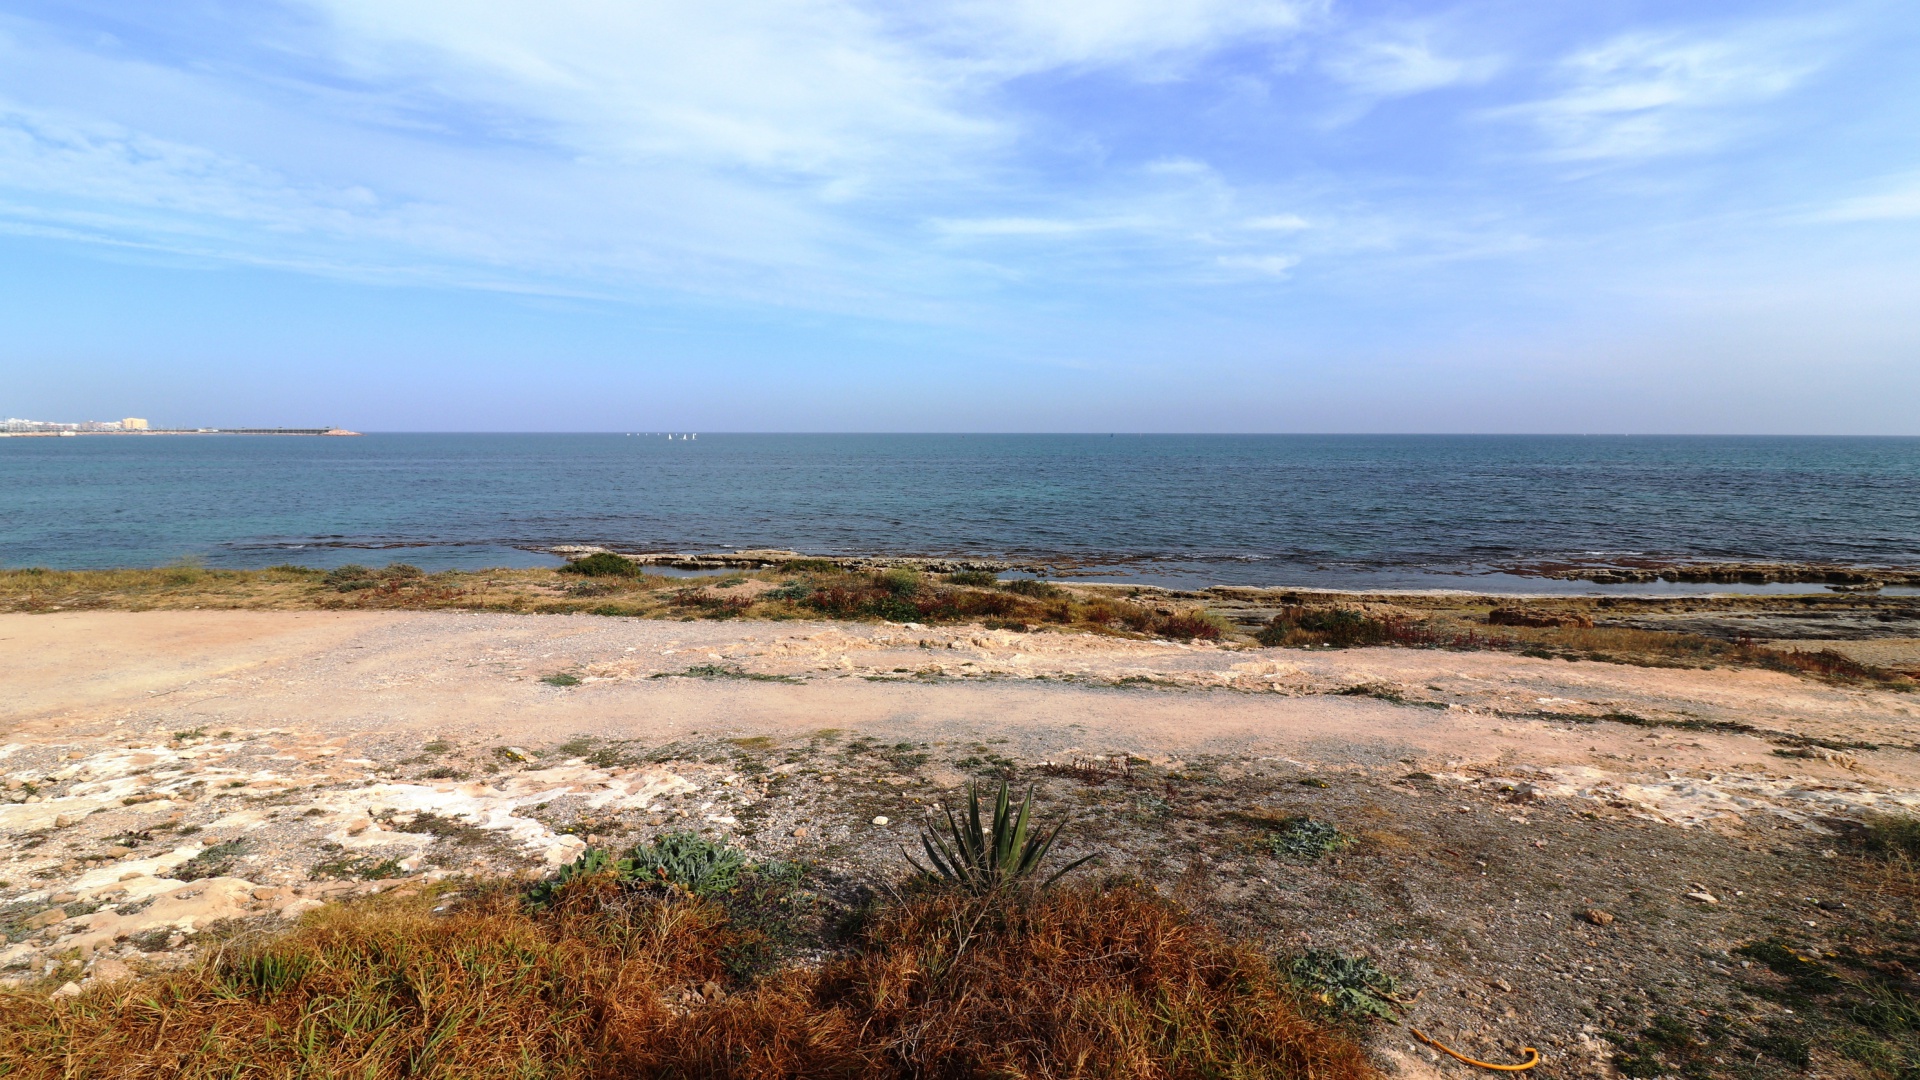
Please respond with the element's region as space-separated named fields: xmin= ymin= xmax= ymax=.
xmin=907 ymin=782 xmax=1094 ymax=895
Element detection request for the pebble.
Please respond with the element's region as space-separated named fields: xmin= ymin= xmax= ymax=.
xmin=1582 ymin=909 xmax=1615 ymax=927
xmin=791 ymin=827 xmax=808 ymax=838
xmin=1685 ymin=890 xmax=1719 ymax=904
xmin=872 ymin=816 xmax=890 ymax=826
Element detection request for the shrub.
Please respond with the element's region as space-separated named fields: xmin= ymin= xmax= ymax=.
xmin=877 ymin=567 xmax=922 ymax=596
xmin=1121 ymin=605 xmax=1226 ymax=641
xmin=945 ymin=569 xmax=999 ymax=587
xmin=321 ymin=564 xmax=373 ymax=589
xmin=1859 ymin=815 xmax=1920 ymax=861
xmin=781 ymin=558 xmax=844 ymax=573
xmin=1001 ymin=578 xmax=1062 ymax=599
xmin=1258 ymin=607 xmax=1391 ymax=647
xmin=907 ymin=782 xmax=1094 ymax=895
xmin=558 ymin=552 xmax=643 ymax=578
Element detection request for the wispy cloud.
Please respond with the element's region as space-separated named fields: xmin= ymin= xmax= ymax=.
xmin=1323 ymin=26 xmax=1501 ymax=99
xmin=1498 ymin=24 xmax=1824 ymax=161
xmin=1815 ymin=175 xmax=1920 ymax=222
xmin=1216 ymin=253 xmax=1299 ymax=277
xmin=913 ymin=0 xmax=1320 ymax=74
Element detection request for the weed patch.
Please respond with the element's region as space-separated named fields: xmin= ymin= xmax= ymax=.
xmin=173 ymin=841 xmax=246 ymax=881
xmin=1288 ymin=950 xmax=1404 ymax=1023
xmin=1267 ymin=817 xmax=1351 ymax=861
xmin=558 ymin=552 xmax=643 ymax=578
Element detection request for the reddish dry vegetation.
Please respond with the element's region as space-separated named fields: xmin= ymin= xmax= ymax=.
xmin=0 ymin=881 xmax=1371 ymax=1080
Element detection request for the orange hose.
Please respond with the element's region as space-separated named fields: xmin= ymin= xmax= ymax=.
xmin=1410 ymin=1028 xmax=1541 ymax=1072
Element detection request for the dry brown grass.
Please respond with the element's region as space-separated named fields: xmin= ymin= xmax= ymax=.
xmin=0 ymin=566 xmax=1229 ymax=643
xmin=0 ymin=879 xmax=1373 ymax=1080
xmin=5 ymin=565 xmax=1907 ymax=686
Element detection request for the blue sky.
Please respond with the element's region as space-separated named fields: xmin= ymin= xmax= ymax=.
xmin=1 ymin=0 xmax=1917 ymax=432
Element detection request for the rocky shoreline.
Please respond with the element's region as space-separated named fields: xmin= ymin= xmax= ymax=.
xmin=551 ymin=546 xmax=1920 ymax=591
xmin=1499 ymin=558 xmax=1920 ymax=588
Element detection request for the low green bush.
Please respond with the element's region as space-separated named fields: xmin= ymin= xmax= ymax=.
xmin=558 ymin=552 xmax=643 ymax=578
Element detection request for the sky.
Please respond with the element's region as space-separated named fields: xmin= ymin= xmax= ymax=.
xmin=1 ymin=0 xmax=1917 ymax=433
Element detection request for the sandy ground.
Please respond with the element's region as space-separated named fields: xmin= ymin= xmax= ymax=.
xmin=4 ymin=611 xmax=1919 ymax=1077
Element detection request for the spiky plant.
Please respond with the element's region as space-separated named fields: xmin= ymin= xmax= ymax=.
xmin=907 ymin=782 xmax=1094 ymax=894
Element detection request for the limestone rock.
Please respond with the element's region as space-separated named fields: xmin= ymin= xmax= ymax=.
xmin=87 ymin=958 xmax=135 ymax=985
xmin=1488 ymin=609 xmax=1594 ymax=629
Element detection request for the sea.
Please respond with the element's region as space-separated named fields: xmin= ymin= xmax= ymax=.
xmin=4 ymin=434 xmax=1918 ymax=594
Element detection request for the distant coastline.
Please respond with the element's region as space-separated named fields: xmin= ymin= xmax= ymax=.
xmin=0 ymin=427 xmax=360 ymax=437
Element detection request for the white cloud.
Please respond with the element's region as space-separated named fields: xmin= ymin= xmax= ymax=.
xmin=1816 ymin=177 xmax=1920 ymax=222
xmin=1500 ymin=25 xmax=1821 ymax=161
xmin=1323 ymin=29 xmax=1500 ymax=99
xmin=1243 ymin=213 xmax=1309 ymax=231
xmin=919 ymin=0 xmax=1319 ymax=74
xmin=304 ymin=0 xmax=992 ymax=182
xmin=933 ymin=216 xmax=1107 ymax=237
xmin=1217 ymin=253 xmax=1298 ymax=276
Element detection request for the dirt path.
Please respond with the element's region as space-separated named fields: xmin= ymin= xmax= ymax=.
xmin=4 ymin=612 xmax=1918 ymax=1078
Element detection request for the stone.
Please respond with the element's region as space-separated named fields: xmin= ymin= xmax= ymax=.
xmin=278 ymin=898 xmax=326 ymax=920
xmin=50 ymin=982 xmax=82 ymax=999
xmin=871 ymin=816 xmax=889 ymax=826
xmin=23 ymin=909 xmax=68 ymax=931
xmin=87 ymin=958 xmax=135 ymax=985
xmin=1685 ymin=890 xmax=1719 ymax=904
xmin=48 ymin=892 xmax=77 ymax=904
xmin=54 ymin=814 xmax=78 ymax=829
xmin=791 ymin=827 xmax=808 ymax=838
xmin=1582 ymin=909 xmax=1615 ymax=927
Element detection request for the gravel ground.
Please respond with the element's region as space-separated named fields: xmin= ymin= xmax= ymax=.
xmin=3 ymin=610 xmax=1916 ymax=1079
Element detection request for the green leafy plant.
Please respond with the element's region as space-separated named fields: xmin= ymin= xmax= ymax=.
xmin=877 ymin=567 xmax=923 ymax=596
xmin=524 ymin=847 xmax=620 ymax=909
xmin=541 ymin=673 xmax=582 ymax=687
xmin=946 ymin=570 xmax=999 ymax=587
xmin=1267 ymin=817 xmax=1350 ymax=861
xmin=557 ymin=552 xmax=643 ymax=578
xmin=625 ymin=832 xmax=748 ymax=896
xmin=528 ymin=833 xmax=752 ymax=909
xmin=906 ymin=782 xmax=1094 ymax=894
xmin=1288 ymin=950 xmax=1404 ymax=1022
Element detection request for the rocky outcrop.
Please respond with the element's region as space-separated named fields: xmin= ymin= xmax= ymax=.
xmin=1488 ymin=609 xmax=1595 ymax=629
xmin=1502 ymin=560 xmax=1920 ymax=588
xmin=548 ymin=547 xmax=1042 ymax=574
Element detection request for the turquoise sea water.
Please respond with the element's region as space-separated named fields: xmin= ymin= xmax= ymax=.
xmin=3 ymin=434 xmax=1918 ymax=591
